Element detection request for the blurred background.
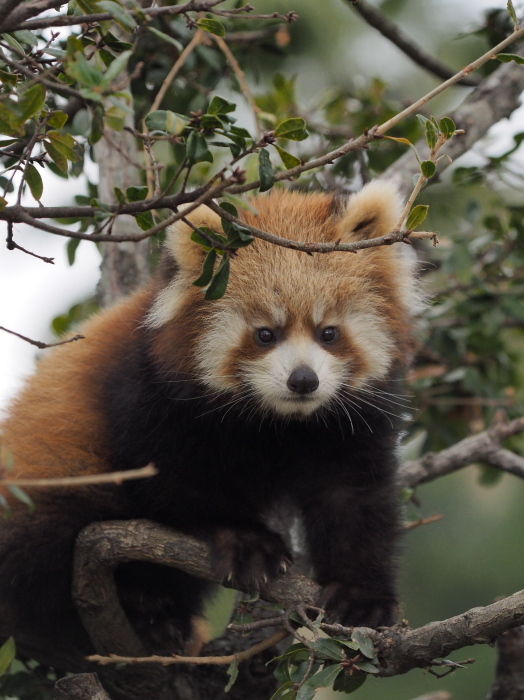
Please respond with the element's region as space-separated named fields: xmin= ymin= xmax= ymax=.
xmin=2 ymin=1 xmax=524 ymax=698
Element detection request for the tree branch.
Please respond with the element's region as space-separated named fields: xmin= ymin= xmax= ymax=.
xmin=379 ymin=589 xmax=524 ymax=676
xmin=399 ymin=416 xmax=524 ymax=489
xmin=346 ymin=0 xmax=480 ymax=86
xmin=53 ymin=673 xmax=111 ymax=700
xmin=73 ymin=518 xmax=524 ymax=683
xmin=383 ymin=56 xmax=524 ymax=197
xmin=0 ymin=0 xmax=226 ymax=32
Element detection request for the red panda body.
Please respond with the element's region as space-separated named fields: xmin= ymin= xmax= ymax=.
xmin=0 ymin=183 xmax=418 ymax=656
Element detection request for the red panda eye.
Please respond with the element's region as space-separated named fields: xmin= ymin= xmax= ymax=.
xmin=256 ymin=328 xmax=275 ymax=345
xmin=321 ymin=326 xmax=338 ymax=344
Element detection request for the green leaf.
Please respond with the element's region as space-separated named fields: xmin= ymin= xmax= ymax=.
xmin=205 ymin=256 xmax=230 ymax=300
xmin=1 ymin=33 xmax=25 ymax=55
xmin=311 ymin=638 xmax=345 ymax=661
xmin=333 ymin=669 xmax=367 ymax=694
xmin=147 ymin=26 xmax=183 ymax=51
xmin=191 ymin=226 xmax=227 ymax=250
xmin=420 ymin=160 xmax=436 ymax=178
xmin=126 ymin=186 xmax=149 ymax=202
xmin=0 ymin=69 xmax=17 ymax=87
xmin=193 ymin=249 xmax=217 ymax=287
xmin=258 ymin=148 xmax=275 ymax=192
xmin=224 ymin=659 xmax=238 ymax=692
xmin=196 ymin=18 xmax=226 ymax=37
xmin=7 ymin=485 xmax=34 ymax=511
xmin=67 ymin=238 xmax=81 ymax=266
xmin=496 ymin=53 xmax=524 ymax=64
xmin=439 ymin=116 xmax=456 ymax=140
xmin=208 ymin=95 xmax=236 ymax=115
xmin=274 ymin=117 xmax=308 ymax=141
xmin=98 ymin=0 xmax=137 ymax=29
xmin=0 ymin=197 xmax=7 ymax=211
xmin=332 ymin=638 xmax=359 ymax=651
xmin=303 ymin=663 xmax=342 ymax=689
xmin=66 ymin=51 xmax=104 ymax=87
xmin=47 ymin=130 xmax=78 ymax=161
xmin=25 ymin=164 xmax=43 ymax=201
xmin=18 ymin=84 xmax=46 ymax=122
xmin=218 ymin=201 xmax=237 ymax=235
xmin=425 ymin=120 xmax=438 ymax=150
xmin=507 ymin=0 xmax=519 ymax=26
xmin=219 ymin=201 xmax=238 ymax=218
xmin=101 ymin=49 xmax=132 ymax=87
xmin=274 ymin=144 xmax=301 ymax=169
xmin=269 ymin=681 xmax=295 ymax=700
xmin=355 ymin=660 xmax=379 ymax=674
xmin=186 ymin=131 xmax=213 ymax=163
xmin=102 ymin=30 xmax=133 ymax=53
xmin=406 ymin=204 xmax=429 ymax=230
xmin=105 ymin=105 xmax=126 ymax=131
xmin=0 ymin=637 xmax=15 ymax=675
xmin=43 ymin=140 xmax=68 ymax=173
xmin=296 ymin=684 xmax=316 ymax=700
xmin=145 ymin=110 xmax=187 ymax=136
xmin=47 ymin=111 xmax=68 ymax=129
xmin=351 ymin=628 xmax=376 ymax=659
xmin=13 ymin=30 xmax=38 ymax=47
xmin=135 ymin=211 xmax=154 ymax=231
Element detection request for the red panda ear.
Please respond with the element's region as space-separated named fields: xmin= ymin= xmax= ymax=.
xmin=166 ymin=208 xmax=223 ymax=272
xmin=336 ymin=181 xmax=403 ymax=242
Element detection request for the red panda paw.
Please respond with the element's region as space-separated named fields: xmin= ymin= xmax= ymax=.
xmin=210 ymin=526 xmax=292 ymax=591
xmin=319 ymin=582 xmax=398 ymax=629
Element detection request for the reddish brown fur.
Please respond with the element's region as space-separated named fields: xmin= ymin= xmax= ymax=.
xmin=0 ymin=287 xmax=154 ymax=498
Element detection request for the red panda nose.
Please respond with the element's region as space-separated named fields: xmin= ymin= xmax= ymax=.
xmin=287 ymin=367 xmax=319 ymax=395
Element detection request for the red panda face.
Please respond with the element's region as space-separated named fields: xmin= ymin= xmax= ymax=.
xmin=147 ymin=182 xmax=420 ymax=421
xmin=192 ymin=296 xmax=398 ymax=418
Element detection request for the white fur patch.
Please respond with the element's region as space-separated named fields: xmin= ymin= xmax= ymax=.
xmin=144 ymin=277 xmax=186 ymax=328
xmin=195 ymin=307 xmax=246 ymax=390
xmin=343 ymin=310 xmax=394 ymax=383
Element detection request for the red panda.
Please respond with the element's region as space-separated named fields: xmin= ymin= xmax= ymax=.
xmin=0 ymin=181 xmax=418 ymax=657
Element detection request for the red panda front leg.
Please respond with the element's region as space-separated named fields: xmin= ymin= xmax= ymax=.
xmin=299 ymin=478 xmax=400 ymax=629
xmin=209 ymin=525 xmax=292 ymax=590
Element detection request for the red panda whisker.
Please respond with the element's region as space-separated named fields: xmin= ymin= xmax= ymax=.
xmin=340 ymin=385 xmax=412 ymax=410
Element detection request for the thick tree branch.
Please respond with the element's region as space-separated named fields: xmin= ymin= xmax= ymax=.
xmin=54 ymin=674 xmax=111 ymax=700
xmin=399 ymin=416 xmax=524 ymax=488
xmin=378 ymin=589 xmax=524 ymax=676
xmin=346 ymin=0 xmax=480 ymax=86
xmin=74 ymin=518 xmax=524 ymax=682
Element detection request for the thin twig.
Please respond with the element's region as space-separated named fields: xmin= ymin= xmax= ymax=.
xmin=144 ymin=30 xmax=205 ymax=197
xmin=1 ymin=464 xmax=158 ymax=488
xmin=214 ymin=34 xmax=262 ymax=137
xmin=0 ymin=326 xmax=83 ymax=349
xmin=87 ymin=628 xmax=288 ymax=666
xmin=403 ymin=514 xmax=444 ymax=531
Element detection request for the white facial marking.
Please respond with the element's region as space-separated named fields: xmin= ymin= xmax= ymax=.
xmin=242 ymin=337 xmax=345 ymax=417
xmin=144 ymin=277 xmax=186 ymax=328
xmin=343 ymin=311 xmax=394 ymax=382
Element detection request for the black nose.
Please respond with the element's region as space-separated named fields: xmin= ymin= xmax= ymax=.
xmin=287 ymin=367 xmax=319 ymax=395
